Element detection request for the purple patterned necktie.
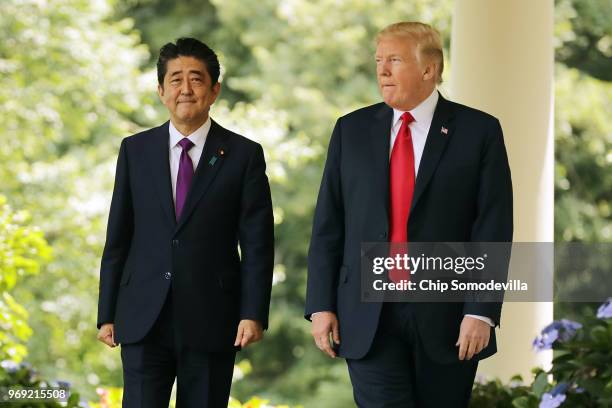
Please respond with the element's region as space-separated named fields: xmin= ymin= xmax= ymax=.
xmin=175 ymin=138 xmax=195 ymax=220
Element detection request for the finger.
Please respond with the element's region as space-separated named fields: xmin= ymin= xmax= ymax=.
xmin=320 ymin=336 xmax=336 ymax=358
xmin=477 ymin=337 xmax=487 ymax=354
xmin=241 ymin=331 xmax=253 ymax=348
xmin=234 ymin=325 xmax=244 ymax=346
xmin=104 ymin=335 xmax=114 ymax=348
xmin=458 ymin=338 xmax=467 ymax=360
xmin=98 ymin=332 xmax=110 ymax=345
xmin=111 ymin=328 xmax=116 ymax=347
xmin=332 ymin=321 xmax=340 ymax=344
xmin=466 ymin=338 xmax=477 ymax=360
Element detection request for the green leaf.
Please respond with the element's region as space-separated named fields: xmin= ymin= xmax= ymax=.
xmin=590 ymin=325 xmax=609 ymax=344
xmin=512 ymin=396 xmax=531 ymax=408
xmin=532 ymin=372 xmax=550 ymax=397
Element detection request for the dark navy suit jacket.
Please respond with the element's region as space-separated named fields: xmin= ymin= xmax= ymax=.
xmin=306 ymin=94 xmax=513 ymax=363
xmin=97 ymin=120 xmax=274 ymax=351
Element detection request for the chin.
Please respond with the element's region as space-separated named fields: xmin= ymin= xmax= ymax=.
xmin=382 ymin=97 xmax=396 ymax=107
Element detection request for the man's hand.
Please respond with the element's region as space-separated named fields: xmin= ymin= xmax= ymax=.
xmin=456 ymin=316 xmax=491 ymax=360
xmin=234 ymin=319 xmax=263 ymax=348
xmin=97 ymin=323 xmax=117 ymax=348
xmin=311 ymin=311 xmax=340 ymax=358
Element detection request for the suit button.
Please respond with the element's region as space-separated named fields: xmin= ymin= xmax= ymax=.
xmin=164 ymin=272 xmax=172 ymax=280
xmin=379 ymin=232 xmax=387 ymax=239
xmin=172 ymin=239 xmax=179 ymax=248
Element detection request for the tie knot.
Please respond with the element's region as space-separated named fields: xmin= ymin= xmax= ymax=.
xmin=401 ymin=112 xmax=415 ymax=124
xmin=178 ymin=138 xmax=194 ymax=151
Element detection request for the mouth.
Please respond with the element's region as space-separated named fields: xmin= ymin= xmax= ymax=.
xmin=178 ymin=100 xmax=196 ymax=104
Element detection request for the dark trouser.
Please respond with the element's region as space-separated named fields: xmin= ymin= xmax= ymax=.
xmin=346 ymin=303 xmax=478 ymax=408
xmin=120 ymin=291 xmax=236 ymax=408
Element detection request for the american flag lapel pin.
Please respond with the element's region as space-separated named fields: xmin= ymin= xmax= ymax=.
xmin=441 ymin=126 xmax=448 ymax=135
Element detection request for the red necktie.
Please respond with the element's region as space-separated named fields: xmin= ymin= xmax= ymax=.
xmin=389 ymin=112 xmax=415 ymax=283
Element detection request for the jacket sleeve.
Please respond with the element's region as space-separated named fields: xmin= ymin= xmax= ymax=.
xmin=305 ymin=119 xmax=345 ymax=319
xmin=238 ymin=143 xmax=275 ymax=329
xmin=97 ymin=139 xmax=134 ymax=328
xmin=463 ymin=117 xmax=513 ymax=326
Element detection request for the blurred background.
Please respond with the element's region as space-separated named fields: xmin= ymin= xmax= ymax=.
xmin=0 ymin=0 xmax=609 ymax=407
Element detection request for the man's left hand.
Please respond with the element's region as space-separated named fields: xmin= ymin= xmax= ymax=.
xmin=234 ymin=319 xmax=263 ymax=348
xmin=456 ymin=316 xmax=491 ymax=360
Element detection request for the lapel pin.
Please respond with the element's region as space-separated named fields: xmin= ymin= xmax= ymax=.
xmin=209 ymin=148 xmax=225 ymax=166
xmin=441 ymin=126 xmax=448 ymax=135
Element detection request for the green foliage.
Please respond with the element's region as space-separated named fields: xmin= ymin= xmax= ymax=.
xmin=0 ymin=0 xmax=608 ymax=405
xmin=470 ymin=308 xmax=612 ymax=407
xmin=554 ymin=64 xmax=612 ymax=243
xmin=554 ymin=0 xmax=612 ymax=244
xmin=553 ymin=0 xmax=611 ymax=321
xmin=0 ymin=361 xmax=82 ymax=407
xmin=0 ymin=196 xmax=51 ymax=363
xmin=469 ymin=375 xmax=534 ymax=408
xmin=0 ymin=196 xmax=83 ymax=406
xmin=555 ymin=0 xmax=612 ymax=81
xmin=0 ymin=0 xmax=155 ymax=400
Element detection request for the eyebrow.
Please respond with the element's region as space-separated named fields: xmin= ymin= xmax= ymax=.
xmin=169 ymin=70 xmax=205 ymax=77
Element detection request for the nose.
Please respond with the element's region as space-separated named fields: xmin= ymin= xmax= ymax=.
xmin=181 ymin=79 xmax=193 ymax=94
xmin=377 ymin=61 xmax=391 ymax=77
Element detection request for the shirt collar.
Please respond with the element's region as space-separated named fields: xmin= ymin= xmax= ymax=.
xmin=169 ymin=117 xmax=211 ymax=148
xmin=392 ymin=89 xmax=439 ymax=127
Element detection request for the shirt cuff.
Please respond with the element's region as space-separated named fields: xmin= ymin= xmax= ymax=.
xmin=464 ymin=314 xmax=495 ymax=327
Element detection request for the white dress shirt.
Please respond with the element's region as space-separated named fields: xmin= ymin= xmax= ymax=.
xmin=390 ymin=89 xmax=494 ymax=328
xmin=168 ymin=118 xmax=210 ymax=204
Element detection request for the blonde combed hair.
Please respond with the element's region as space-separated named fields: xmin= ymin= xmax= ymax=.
xmin=377 ymin=22 xmax=444 ymax=84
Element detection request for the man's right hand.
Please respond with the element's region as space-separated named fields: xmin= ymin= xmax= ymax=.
xmin=311 ymin=311 xmax=340 ymax=358
xmin=97 ymin=323 xmax=117 ymax=348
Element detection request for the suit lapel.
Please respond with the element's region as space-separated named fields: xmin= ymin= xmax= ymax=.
xmin=370 ymin=103 xmax=394 ymax=223
xmin=147 ymin=121 xmax=176 ymax=228
xmin=410 ymin=94 xmax=455 ymax=214
xmin=175 ymin=119 xmax=228 ymax=233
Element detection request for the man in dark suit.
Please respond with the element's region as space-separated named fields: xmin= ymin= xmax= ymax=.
xmin=306 ymin=22 xmax=513 ymax=407
xmin=96 ymin=38 xmax=274 ymax=408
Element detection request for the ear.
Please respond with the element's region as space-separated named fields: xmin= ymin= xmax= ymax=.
xmin=422 ymin=61 xmax=437 ymax=81
xmin=210 ymin=82 xmax=221 ymax=104
xmin=157 ymin=83 xmax=164 ymax=99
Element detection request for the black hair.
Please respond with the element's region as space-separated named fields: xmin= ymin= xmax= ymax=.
xmin=157 ymin=38 xmax=220 ymax=87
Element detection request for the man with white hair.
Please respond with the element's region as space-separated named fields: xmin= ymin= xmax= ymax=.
xmin=306 ymin=22 xmax=513 ymax=407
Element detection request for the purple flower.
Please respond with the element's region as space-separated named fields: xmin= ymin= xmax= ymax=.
xmin=533 ymin=320 xmax=582 ymax=351
xmin=596 ymin=298 xmax=612 ymax=319
xmin=533 ymin=328 xmax=559 ymax=351
xmin=550 ymin=382 xmax=569 ymax=396
xmin=0 ymin=360 xmax=18 ymax=374
xmin=539 ymin=392 xmax=566 ymax=408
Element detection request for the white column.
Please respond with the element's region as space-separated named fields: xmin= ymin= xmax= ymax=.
xmin=449 ymin=0 xmax=554 ymax=381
